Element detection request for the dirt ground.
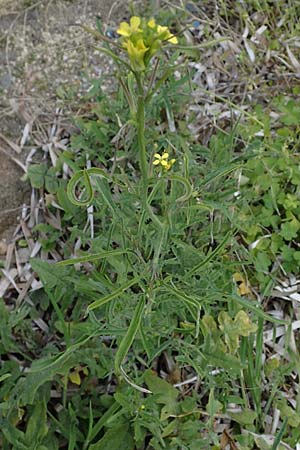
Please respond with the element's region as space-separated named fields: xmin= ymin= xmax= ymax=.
xmin=0 ymin=0 xmax=129 ymax=241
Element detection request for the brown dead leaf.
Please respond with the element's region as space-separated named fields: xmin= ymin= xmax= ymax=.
xmin=220 ymin=429 xmax=239 ymax=450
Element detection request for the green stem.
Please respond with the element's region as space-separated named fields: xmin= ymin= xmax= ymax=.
xmin=136 ymin=73 xmax=164 ymax=230
xmin=136 ymin=74 xmax=148 ymax=191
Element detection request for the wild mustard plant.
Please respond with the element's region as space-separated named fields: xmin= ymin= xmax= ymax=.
xmin=66 ymin=16 xmax=192 ymax=382
xmin=65 ymin=17 xmax=261 ymax=390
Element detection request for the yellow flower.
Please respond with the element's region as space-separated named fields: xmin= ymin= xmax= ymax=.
xmin=147 ymin=18 xmax=156 ymax=28
xmin=117 ymin=16 xmax=178 ymax=71
xmin=157 ymin=25 xmax=178 ymax=44
xmin=153 ymin=152 xmax=169 ymax=167
xmin=157 ymin=25 xmax=168 ymax=34
xmin=124 ymin=38 xmax=149 ymax=71
xmin=165 ymin=158 xmax=176 ymax=170
xmin=153 ymin=152 xmax=176 ymax=170
xmin=117 ymin=16 xmax=142 ymax=37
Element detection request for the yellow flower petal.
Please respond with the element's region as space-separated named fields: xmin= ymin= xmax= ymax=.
xmin=156 ymin=25 xmax=178 ymax=44
xmin=148 ymin=18 xmax=156 ymax=28
xmin=154 ymin=153 xmax=161 ymax=158
xmin=168 ymin=35 xmax=178 ymax=44
xmin=117 ymin=16 xmax=142 ymax=37
xmin=117 ymin=22 xmax=131 ymax=37
xmin=162 ymin=152 xmax=169 ymax=159
xmin=157 ymin=25 xmax=168 ymax=34
xmin=161 ymin=160 xmax=168 ymax=166
xmin=170 ymin=158 xmax=176 ymax=164
xmin=136 ymin=39 xmax=148 ymax=52
xmin=130 ymin=16 xmax=141 ymax=31
xmin=126 ymin=39 xmax=148 ymax=70
xmin=153 ymin=159 xmax=161 ymax=165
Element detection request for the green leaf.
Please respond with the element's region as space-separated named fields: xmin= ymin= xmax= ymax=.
xmin=27 ymin=163 xmax=48 ymax=188
xmin=45 ymin=167 xmax=59 ymax=193
xmin=202 ymin=348 xmax=244 ymax=372
xmin=280 ymin=218 xmax=300 ymax=241
xmin=198 ymin=164 xmax=243 ymax=189
xmin=17 ymin=371 xmax=55 ymax=405
xmin=88 ymin=422 xmax=134 ymax=450
xmin=206 ymin=388 xmax=222 ymax=416
xmin=56 ymin=185 xmax=79 ymax=214
xmin=0 ymin=299 xmax=20 ymax=352
xmin=30 ymin=259 xmax=69 ymax=289
xmin=254 ymin=252 xmax=271 ymax=273
xmin=144 ymin=369 xmax=178 ymax=420
xmin=162 ymin=283 xmax=201 ymax=309
xmin=1 ymin=423 xmax=27 ymax=449
xmin=279 ymin=100 xmax=300 ymax=125
xmin=277 ymin=398 xmax=300 ymax=427
xmin=115 ymin=295 xmax=145 ymax=376
xmin=186 ymin=230 xmax=233 ymax=277
xmin=87 ymin=277 xmax=140 ymax=312
xmin=56 ymin=249 xmax=130 ymax=266
xmin=0 ymin=372 xmax=12 ymax=382
xmin=229 ymin=408 xmax=257 ymax=426
xmin=25 ymin=399 xmax=49 ymax=445
xmin=144 ymin=369 xmax=178 ymax=404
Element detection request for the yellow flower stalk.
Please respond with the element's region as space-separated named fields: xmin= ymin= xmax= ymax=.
xmin=117 ymin=16 xmax=179 ymax=72
xmin=117 ymin=16 xmax=142 ymax=37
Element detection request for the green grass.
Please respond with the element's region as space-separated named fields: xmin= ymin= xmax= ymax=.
xmin=1 ymin=2 xmax=300 ymax=449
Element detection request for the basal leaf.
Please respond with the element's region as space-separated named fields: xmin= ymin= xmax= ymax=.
xmin=115 ymin=295 xmax=145 ymax=376
xmin=202 ymin=348 xmax=244 ymax=372
xmin=27 ymin=163 xmax=48 ymax=188
xmin=30 ymin=259 xmax=69 ymax=289
xmin=88 ymin=422 xmax=134 ymax=450
xmin=144 ymin=369 xmax=178 ymax=419
xmin=25 ymin=399 xmax=49 ymax=446
xmin=229 ymin=408 xmax=257 ymax=426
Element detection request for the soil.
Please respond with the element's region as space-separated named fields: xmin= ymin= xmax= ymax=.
xmin=0 ymin=0 xmax=129 ymax=242
xmin=0 ymin=151 xmax=29 ymax=241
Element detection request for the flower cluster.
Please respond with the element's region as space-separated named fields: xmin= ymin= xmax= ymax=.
xmin=153 ymin=152 xmax=176 ymax=171
xmin=117 ymin=16 xmax=178 ymax=71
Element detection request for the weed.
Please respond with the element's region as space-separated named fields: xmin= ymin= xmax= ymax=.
xmin=1 ymin=5 xmax=299 ymax=450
